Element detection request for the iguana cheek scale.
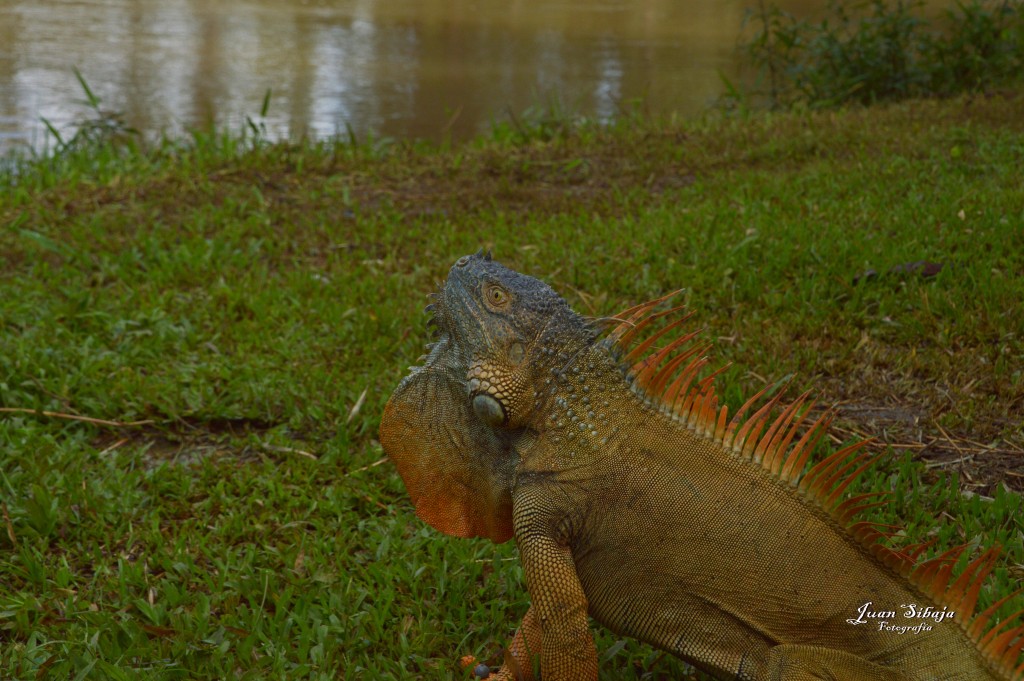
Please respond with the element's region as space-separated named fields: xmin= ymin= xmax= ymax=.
xmin=379 ymin=251 xmax=1024 ymax=681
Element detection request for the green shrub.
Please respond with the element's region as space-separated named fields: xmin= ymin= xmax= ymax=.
xmin=733 ymin=0 xmax=1024 ymax=109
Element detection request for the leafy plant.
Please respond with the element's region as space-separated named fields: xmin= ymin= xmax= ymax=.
xmin=39 ymin=68 xmax=140 ymax=153
xmin=730 ymin=0 xmax=1024 ymax=109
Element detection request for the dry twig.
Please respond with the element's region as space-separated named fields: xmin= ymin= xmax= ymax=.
xmin=0 ymin=407 xmax=153 ymax=428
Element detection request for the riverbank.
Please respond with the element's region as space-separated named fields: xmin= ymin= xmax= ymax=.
xmin=1 ymin=92 xmax=1022 ymax=679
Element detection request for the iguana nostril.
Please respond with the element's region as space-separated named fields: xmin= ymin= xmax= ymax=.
xmin=472 ymin=393 xmax=506 ymax=426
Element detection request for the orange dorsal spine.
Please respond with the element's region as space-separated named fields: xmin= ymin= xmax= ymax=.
xmin=600 ymin=293 xmax=1024 ymax=680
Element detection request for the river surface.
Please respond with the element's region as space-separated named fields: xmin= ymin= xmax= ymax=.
xmin=2 ymin=0 xmax=830 ymax=153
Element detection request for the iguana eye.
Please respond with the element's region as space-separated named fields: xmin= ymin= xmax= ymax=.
xmin=484 ymin=284 xmax=509 ymax=309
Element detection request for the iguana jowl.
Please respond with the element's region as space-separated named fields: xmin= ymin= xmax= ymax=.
xmin=380 ymin=251 xmax=1024 ymax=681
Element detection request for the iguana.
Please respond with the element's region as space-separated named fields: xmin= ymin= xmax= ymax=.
xmin=379 ymin=251 xmax=1024 ymax=681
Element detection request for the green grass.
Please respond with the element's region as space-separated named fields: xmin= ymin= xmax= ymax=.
xmin=1 ymin=91 xmax=1023 ymax=680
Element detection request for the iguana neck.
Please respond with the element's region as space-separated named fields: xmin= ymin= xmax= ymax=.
xmin=524 ymin=337 xmax=645 ymax=461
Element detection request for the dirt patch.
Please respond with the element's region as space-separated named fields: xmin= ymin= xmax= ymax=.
xmin=828 ymin=401 xmax=1024 ymax=495
xmin=90 ymin=416 xmax=289 ymax=469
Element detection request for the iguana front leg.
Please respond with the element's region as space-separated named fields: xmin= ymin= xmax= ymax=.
xmin=489 ymin=486 xmax=598 ymax=681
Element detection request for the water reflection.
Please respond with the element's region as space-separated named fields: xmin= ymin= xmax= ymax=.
xmin=2 ymin=0 xmax=776 ymax=153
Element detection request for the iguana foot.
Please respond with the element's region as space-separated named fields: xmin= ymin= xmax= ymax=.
xmin=457 ymin=656 xmax=528 ymax=681
xmin=460 ymin=606 xmax=543 ymax=680
xmin=459 ymin=656 xmax=496 ymax=679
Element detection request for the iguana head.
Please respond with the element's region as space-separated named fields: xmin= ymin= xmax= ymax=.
xmin=380 ymin=250 xmax=589 ymax=542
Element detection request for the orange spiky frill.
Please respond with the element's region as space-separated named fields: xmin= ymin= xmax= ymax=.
xmin=599 ymin=292 xmax=1024 ymax=680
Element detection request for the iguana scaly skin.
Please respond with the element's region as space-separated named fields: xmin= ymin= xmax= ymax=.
xmin=380 ymin=251 xmax=1024 ymax=681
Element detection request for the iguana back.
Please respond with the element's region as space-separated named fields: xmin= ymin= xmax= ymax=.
xmin=543 ymin=393 xmax=998 ymax=679
xmin=380 ymin=252 xmax=1023 ymax=681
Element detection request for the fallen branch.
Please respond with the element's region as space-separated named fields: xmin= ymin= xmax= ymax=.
xmin=0 ymin=407 xmax=153 ymax=428
xmin=345 ymin=457 xmax=388 ymax=476
xmin=260 ymin=443 xmax=318 ymax=460
xmin=830 ymin=423 xmax=1023 ymax=456
xmin=924 ymin=455 xmax=975 ymax=469
xmin=932 ymin=420 xmax=968 ymax=459
xmin=346 ymin=387 xmax=369 ymax=425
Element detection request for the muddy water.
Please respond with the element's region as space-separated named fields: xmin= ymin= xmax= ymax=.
xmin=1 ymin=0 xmax=822 ymax=153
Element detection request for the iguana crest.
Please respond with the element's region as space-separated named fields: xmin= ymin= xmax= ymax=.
xmin=601 ymin=290 xmax=1024 ymax=679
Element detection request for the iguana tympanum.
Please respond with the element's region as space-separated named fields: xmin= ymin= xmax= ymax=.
xmin=379 ymin=251 xmax=1023 ymax=681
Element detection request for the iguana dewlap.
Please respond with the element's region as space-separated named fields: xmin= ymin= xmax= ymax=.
xmin=379 ymin=251 xmax=1023 ymax=681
